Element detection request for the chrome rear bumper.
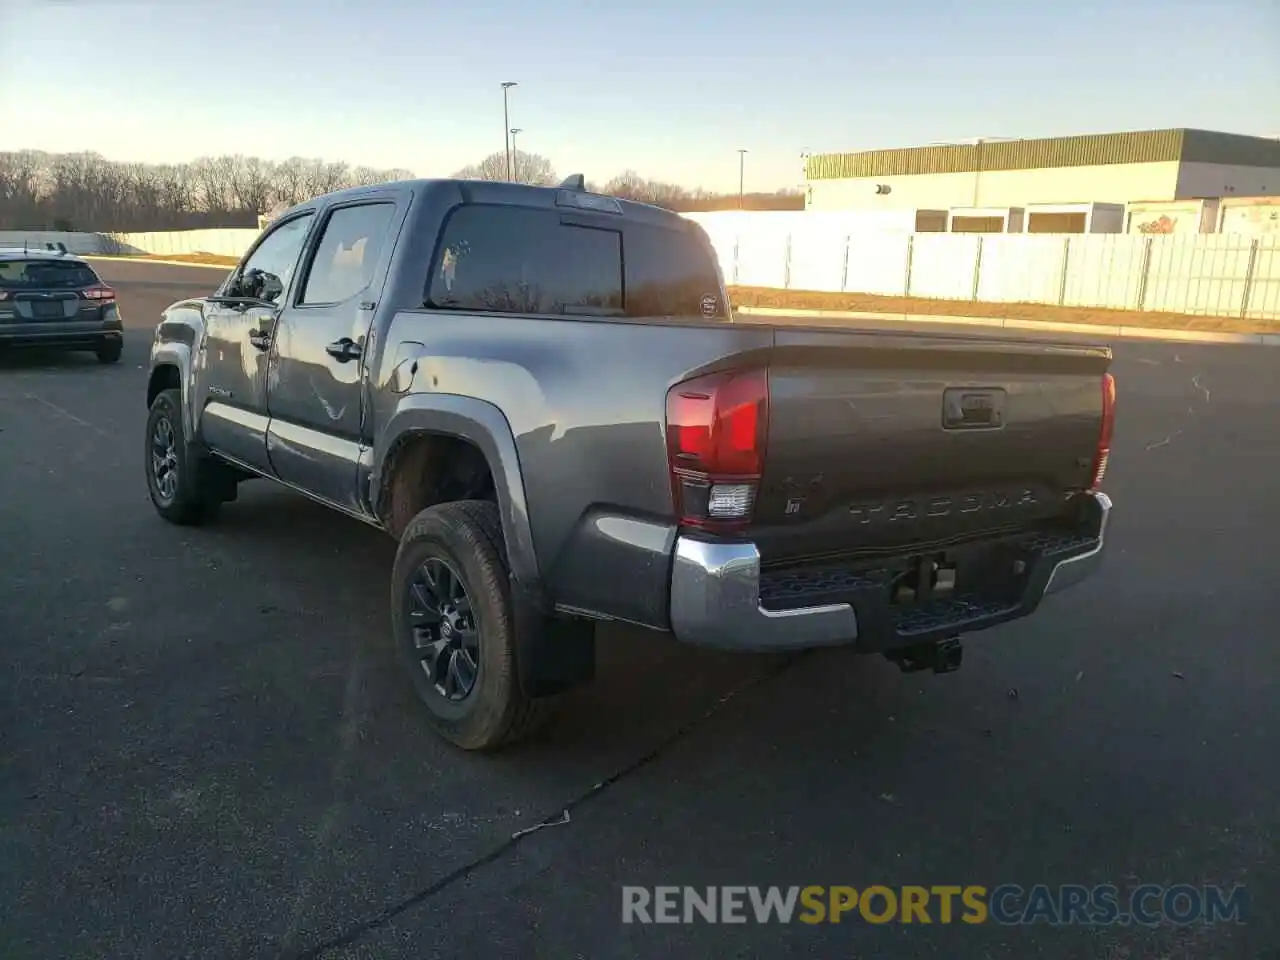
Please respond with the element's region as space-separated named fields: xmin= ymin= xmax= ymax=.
xmin=669 ymin=492 xmax=1112 ymax=651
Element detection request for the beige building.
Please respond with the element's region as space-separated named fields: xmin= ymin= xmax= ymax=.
xmin=805 ymin=129 xmax=1280 ymax=214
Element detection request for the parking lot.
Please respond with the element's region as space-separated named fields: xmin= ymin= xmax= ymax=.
xmin=1 ymin=259 xmax=1276 ymax=960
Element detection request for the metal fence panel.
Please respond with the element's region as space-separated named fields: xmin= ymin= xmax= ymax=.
xmin=976 ymin=235 xmax=1067 ymax=305
xmin=907 ymin=234 xmax=981 ymax=300
xmin=1244 ymin=236 xmax=1280 ymax=322
xmin=733 ymin=219 xmax=789 ymax=288
xmin=1061 ymin=235 xmax=1147 ymax=311
xmin=111 ymin=228 xmax=260 ymax=258
xmin=1144 ymin=234 xmax=1254 ymax=316
xmin=787 ymin=228 xmax=848 ymax=292
xmin=844 ymin=233 xmax=911 ymax=296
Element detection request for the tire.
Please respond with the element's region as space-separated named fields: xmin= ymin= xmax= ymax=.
xmin=390 ymin=499 xmax=550 ymax=751
xmin=96 ymin=339 xmax=123 ymax=364
xmin=144 ymin=388 xmax=221 ymax=525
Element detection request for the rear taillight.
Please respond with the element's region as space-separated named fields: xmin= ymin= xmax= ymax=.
xmin=665 ymin=367 xmax=770 ymax=532
xmin=1091 ymin=373 xmax=1116 ymax=489
xmin=80 ymin=285 xmax=115 ymax=302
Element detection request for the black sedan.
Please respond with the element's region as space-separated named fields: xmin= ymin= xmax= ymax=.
xmin=0 ymin=247 xmax=124 ymax=362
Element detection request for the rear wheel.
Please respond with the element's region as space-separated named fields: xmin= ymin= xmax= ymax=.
xmin=96 ymin=339 xmax=122 ymax=364
xmin=144 ymin=388 xmax=221 ymax=525
xmin=390 ymin=500 xmax=550 ymax=751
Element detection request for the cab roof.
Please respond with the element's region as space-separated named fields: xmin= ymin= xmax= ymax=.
xmin=269 ymin=174 xmax=692 ymax=233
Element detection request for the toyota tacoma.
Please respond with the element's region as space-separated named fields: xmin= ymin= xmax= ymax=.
xmin=144 ymin=175 xmax=1116 ymax=750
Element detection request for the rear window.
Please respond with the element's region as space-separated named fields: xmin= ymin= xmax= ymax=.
xmin=426 ymin=205 xmax=727 ymax=320
xmin=623 ymin=220 xmax=728 ymax=319
xmin=0 ymin=258 xmax=100 ymax=290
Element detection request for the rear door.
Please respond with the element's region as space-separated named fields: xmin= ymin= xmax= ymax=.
xmin=265 ymin=196 xmax=404 ymax=509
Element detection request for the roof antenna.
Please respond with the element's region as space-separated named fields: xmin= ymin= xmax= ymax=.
xmin=559 ymin=174 xmax=585 ymax=191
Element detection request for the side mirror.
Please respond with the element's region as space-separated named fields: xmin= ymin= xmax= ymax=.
xmin=258 ymin=271 xmax=284 ymax=303
xmin=236 ymin=267 xmax=283 ymax=303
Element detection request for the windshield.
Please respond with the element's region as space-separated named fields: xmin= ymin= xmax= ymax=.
xmin=0 ymin=259 xmax=100 ymax=290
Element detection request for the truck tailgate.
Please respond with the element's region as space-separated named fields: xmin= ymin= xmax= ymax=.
xmin=753 ymin=327 xmax=1112 ymax=564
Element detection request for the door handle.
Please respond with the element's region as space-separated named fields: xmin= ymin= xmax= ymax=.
xmin=248 ymin=329 xmax=272 ymax=350
xmin=325 ymin=338 xmax=362 ymax=362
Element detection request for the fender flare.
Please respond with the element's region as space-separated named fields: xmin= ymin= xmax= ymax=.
xmin=147 ymin=342 xmax=197 ymax=439
xmin=370 ymin=393 xmax=541 ymax=590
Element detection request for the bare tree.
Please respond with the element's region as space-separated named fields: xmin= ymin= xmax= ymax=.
xmin=0 ymin=151 xmax=50 ymax=227
xmin=603 ymin=170 xmax=692 ymax=209
xmin=452 ymin=150 xmax=557 ymax=185
xmin=230 ymin=155 xmax=276 ymax=217
xmin=0 ymin=146 xmax=801 ymax=232
xmin=152 ymin=163 xmax=196 ymax=225
xmin=191 ymin=156 xmax=236 ymax=215
xmin=271 ymin=157 xmax=311 ymax=208
xmin=304 ymin=160 xmax=351 ymax=198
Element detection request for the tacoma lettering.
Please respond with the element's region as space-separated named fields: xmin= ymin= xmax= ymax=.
xmin=850 ymin=490 xmax=1039 ymax=525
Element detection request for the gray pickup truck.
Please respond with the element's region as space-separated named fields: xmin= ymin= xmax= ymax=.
xmin=145 ymin=175 xmax=1116 ymax=751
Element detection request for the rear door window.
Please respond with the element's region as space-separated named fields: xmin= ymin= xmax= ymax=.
xmin=0 ymin=259 xmax=100 ymax=290
xmin=429 ymin=206 xmax=623 ymax=316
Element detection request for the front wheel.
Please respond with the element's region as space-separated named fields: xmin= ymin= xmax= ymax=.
xmin=390 ymin=500 xmax=550 ymax=751
xmin=144 ymin=388 xmax=221 ymax=525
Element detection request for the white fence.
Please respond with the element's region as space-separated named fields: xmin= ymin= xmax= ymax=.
xmin=684 ymin=212 xmax=1280 ymax=321
xmin=5 ymin=212 xmax=1279 ymax=321
xmin=111 ymin=228 xmax=261 ymax=258
xmin=0 ymin=231 xmax=113 ymax=255
xmin=0 ymin=228 xmax=259 ymax=258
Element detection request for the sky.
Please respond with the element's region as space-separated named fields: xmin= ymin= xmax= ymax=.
xmin=1 ymin=0 xmax=1277 ymax=194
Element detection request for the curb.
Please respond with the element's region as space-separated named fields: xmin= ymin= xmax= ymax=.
xmin=735 ymin=306 xmax=1280 ymax=347
xmin=83 ymin=255 xmax=233 ymax=271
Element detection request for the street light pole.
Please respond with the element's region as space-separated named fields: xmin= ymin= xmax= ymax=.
xmin=501 ymin=81 xmax=518 ymax=180
xmin=510 ymin=128 xmax=523 ymax=181
xmin=737 ymin=149 xmax=748 ymax=209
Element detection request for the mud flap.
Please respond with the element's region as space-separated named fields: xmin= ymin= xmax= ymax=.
xmin=512 ymin=579 xmax=596 ymax=698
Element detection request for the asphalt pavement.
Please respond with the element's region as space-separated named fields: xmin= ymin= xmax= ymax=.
xmin=1 ymin=260 xmax=1276 ymax=960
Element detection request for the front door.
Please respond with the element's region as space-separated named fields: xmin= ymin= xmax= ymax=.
xmin=264 ymin=198 xmax=402 ymax=510
xmin=197 ymin=212 xmax=315 ymax=472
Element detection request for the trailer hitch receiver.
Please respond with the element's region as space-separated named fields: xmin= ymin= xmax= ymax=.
xmin=886 ymin=636 xmax=964 ymax=674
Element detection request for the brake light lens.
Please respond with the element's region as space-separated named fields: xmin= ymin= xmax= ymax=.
xmin=665 ymin=367 xmax=769 ymax=532
xmin=80 ymin=285 xmax=115 ymax=302
xmin=1091 ymin=373 xmax=1116 ymax=489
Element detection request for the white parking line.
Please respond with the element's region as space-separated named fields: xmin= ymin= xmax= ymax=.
xmin=23 ymin=392 xmax=117 ymax=440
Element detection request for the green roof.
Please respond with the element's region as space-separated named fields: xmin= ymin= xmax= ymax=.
xmin=805 ymin=129 xmax=1280 ymax=180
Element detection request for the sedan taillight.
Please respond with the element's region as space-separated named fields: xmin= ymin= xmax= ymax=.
xmin=80 ymin=285 xmax=116 ymax=302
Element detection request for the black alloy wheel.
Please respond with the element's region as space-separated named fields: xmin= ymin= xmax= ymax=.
xmin=144 ymin=387 xmax=222 ymax=525
xmin=408 ymin=556 xmax=481 ymax=701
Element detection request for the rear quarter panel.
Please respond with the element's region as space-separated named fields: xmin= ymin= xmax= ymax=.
xmin=370 ymin=310 xmax=773 ymax=629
